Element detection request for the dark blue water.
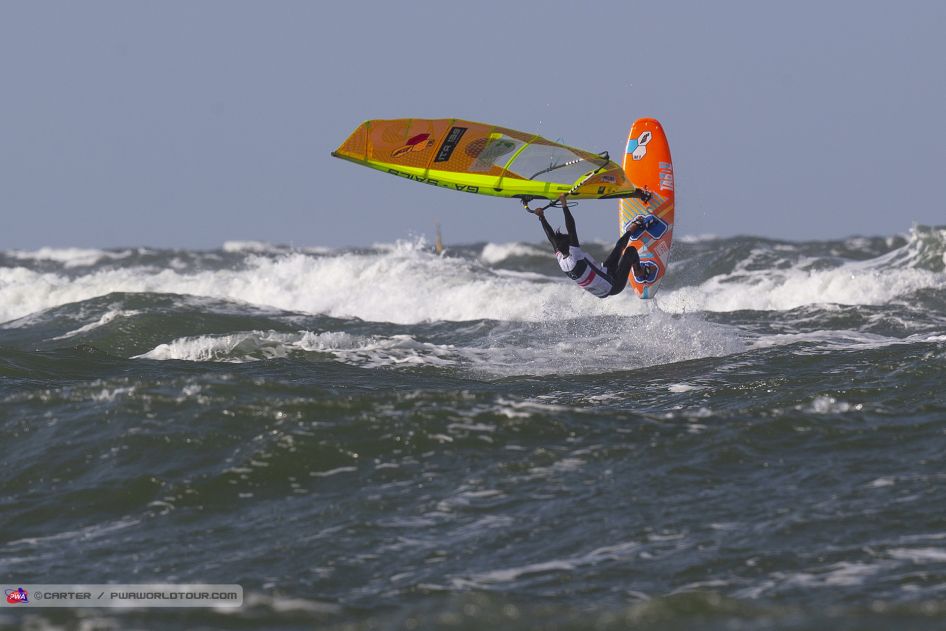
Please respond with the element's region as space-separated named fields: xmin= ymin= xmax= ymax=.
xmin=2 ymin=227 xmax=945 ymax=629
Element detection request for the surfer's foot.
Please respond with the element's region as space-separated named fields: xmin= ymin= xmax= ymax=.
xmin=626 ymin=216 xmax=646 ymax=239
xmin=634 ymin=261 xmax=658 ymax=284
xmin=629 ymin=215 xmax=655 ymax=234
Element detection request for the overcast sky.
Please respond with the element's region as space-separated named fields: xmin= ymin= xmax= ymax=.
xmin=1 ymin=1 xmax=944 ymax=249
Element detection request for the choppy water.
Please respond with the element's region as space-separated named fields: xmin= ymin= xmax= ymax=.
xmin=2 ymin=227 xmax=945 ymax=630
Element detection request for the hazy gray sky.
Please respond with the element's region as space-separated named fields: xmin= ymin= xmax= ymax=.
xmin=2 ymin=1 xmax=944 ymax=249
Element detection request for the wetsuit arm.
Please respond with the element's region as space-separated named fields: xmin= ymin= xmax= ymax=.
xmin=561 ymin=198 xmax=580 ymax=247
xmin=537 ymin=212 xmax=558 ymax=251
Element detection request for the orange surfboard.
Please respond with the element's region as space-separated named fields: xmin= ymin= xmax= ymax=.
xmin=619 ymin=118 xmax=674 ymax=299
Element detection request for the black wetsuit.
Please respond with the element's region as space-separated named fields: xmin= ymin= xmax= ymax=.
xmin=538 ymin=203 xmax=640 ymax=297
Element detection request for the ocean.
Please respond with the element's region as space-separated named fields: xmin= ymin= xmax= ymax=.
xmin=1 ymin=226 xmax=945 ymax=630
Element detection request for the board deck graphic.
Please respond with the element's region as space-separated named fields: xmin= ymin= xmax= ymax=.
xmin=619 ymin=118 xmax=674 ymax=299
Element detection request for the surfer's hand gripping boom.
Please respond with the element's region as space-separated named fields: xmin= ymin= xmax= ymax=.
xmin=521 ymin=194 xmax=572 ymax=215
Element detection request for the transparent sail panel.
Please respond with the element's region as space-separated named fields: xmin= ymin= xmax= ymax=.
xmin=467 ymin=134 xmax=526 ymax=173
xmin=507 ymin=144 xmax=600 ymax=184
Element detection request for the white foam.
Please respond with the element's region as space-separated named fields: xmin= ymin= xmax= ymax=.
xmin=51 ymin=309 xmax=141 ymax=340
xmin=676 ymin=233 xmax=720 ymax=243
xmin=660 ymin=228 xmax=945 ymax=312
xmin=222 ymin=240 xmax=281 ymax=253
xmin=463 ymin=560 xmax=575 ymax=585
xmin=888 ymin=547 xmax=946 ymax=563
xmin=309 ymin=466 xmax=357 ymax=478
xmin=661 ymin=263 xmax=941 ymax=313
xmin=134 ymin=310 xmax=744 ymax=376
xmin=458 ymin=538 xmax=644 ymax=588
xmin=135 ymin=330 xmax=460 ymax=367
xmin=6 ymin=247 xmax=133 ymax=268
xmin=805 ymin=395 xmax=860 ymax=414
xmin=91 ymin=385 xmax=137 ymax=402
xmin=240 ymin=592 xmax=341 ymax=614
xmin=469 ymin=313 xmax=743 ymax=376
xmin=0 ymin=244 xmax=651 ymax=325
xmin=668 ymin=383 xmax=701 ymax=393
xmin=3 ymin=228 xmax=942 ymax=330
xmin=751 ymin=329 xmax=946 ymax=355
xmin=816 ymin=562 xmax=884 ymax=587
xmin=0 ymin=517 xmax=140 ymax=549
xmin=2 ymin=238 xmax=745 ymax=376
xmin=738 ymin=561 xmax=886 ymax=597
xmin=480 ymin=242 xmax=547 ymax=264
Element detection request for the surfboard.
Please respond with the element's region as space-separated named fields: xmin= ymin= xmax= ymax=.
xmin=332 ymin=118 xmax=640 ymax=201
xmin=619 ymin=118 xmax=674 ymax=299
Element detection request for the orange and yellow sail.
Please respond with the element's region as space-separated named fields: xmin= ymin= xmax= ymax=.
xmin=332 ymin=118 xmax=641 ymax=200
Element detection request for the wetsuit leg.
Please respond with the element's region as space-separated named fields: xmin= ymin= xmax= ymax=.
xmin=603 ymin=231 xmax=633 ymax=272
xmin=608 ymin=246 xmax=641 ymax=296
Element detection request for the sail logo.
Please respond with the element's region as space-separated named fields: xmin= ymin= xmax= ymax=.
xmin=5 ymin=588 xmax=29 ymax=604
xmin=386 ymin=168 xmax=479 ymax=193
xmin=434 ymin=127 xmax=467 ymax=162
xmin=392 ymin=133 xmax=435 ymax=158
xmin=627 ymin=131 xmax=652 ymax=161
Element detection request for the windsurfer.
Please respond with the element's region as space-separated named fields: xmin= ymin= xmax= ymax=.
xmin=532 ymin=194 xmax=657 ymax=298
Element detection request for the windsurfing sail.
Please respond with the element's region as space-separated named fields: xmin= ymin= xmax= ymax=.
xmin=331 ymin=118 xmax=641 ymax=200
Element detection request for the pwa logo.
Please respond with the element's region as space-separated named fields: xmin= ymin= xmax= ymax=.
xmin=5 ymin=587 xmax=29 ymax=604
